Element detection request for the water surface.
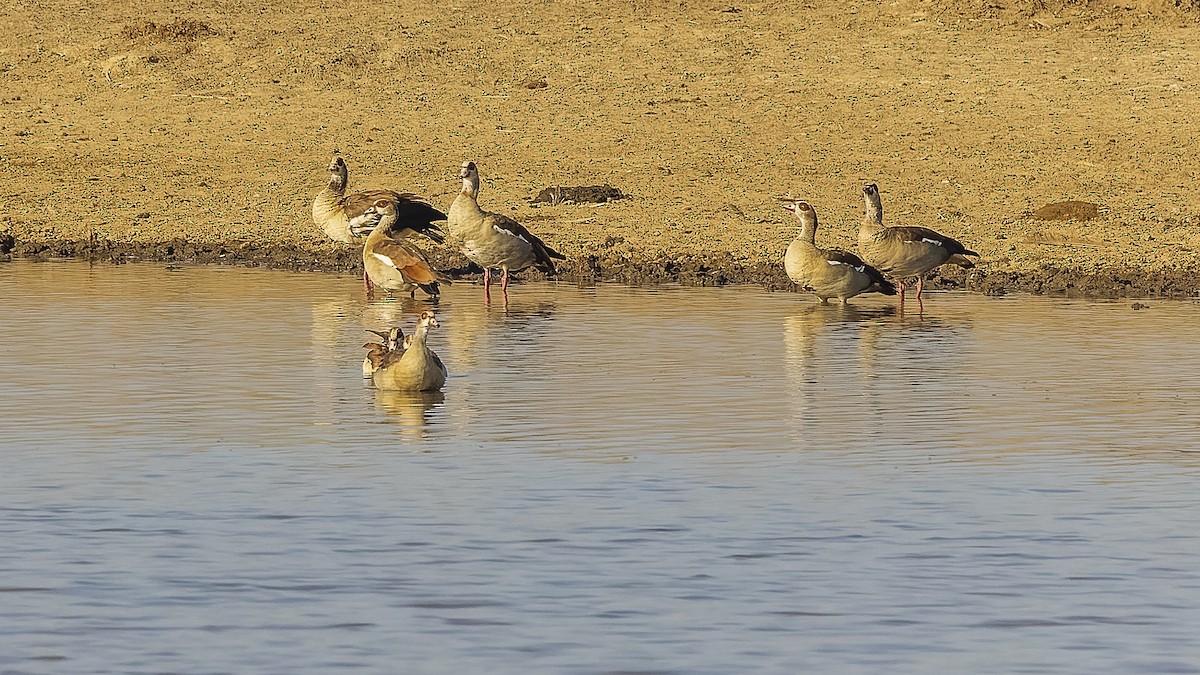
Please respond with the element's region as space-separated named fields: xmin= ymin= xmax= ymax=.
xmin=2 ymin=260 xmax=1198 ymax=674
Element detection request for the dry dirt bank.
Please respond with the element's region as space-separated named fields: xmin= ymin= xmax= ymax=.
xmin=2 ymin=0 xmax=1198 ymax=297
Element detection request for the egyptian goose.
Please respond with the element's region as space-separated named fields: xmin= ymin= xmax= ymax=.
xmin=361 ymin=200 xmax=451 ymax=299
xmin=370 ymin=311 xmax=448 ymax=392
xmin=779 ymin=199 xmax=897 ymax=304
xmin=858 ymin=183 xmax=978 ymax=302
xmin=362 ymin=327 xmax=406 ymax=379
xmin=446 ymin=160 xmax=565 ymax=303
xmin=312 ymin=154 xmax=447 ymax=244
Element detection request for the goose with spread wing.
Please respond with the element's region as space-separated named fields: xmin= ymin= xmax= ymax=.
xmin=369 ymin=312 xmax=447 ymax=392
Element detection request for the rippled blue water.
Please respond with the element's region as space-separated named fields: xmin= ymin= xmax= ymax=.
xmin=1 ymin=260 xmax=1198 ymax=674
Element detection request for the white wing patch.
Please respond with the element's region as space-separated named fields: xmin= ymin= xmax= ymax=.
xmin=920 ymin=237 xmax=944 ymax=247
xmin=371 ymin=252 xmax=399 ymax=270
xmin=827 ymin=260 xmax=867 ymax=273
xmin=493 ymin=223 xmax=531 ymax=245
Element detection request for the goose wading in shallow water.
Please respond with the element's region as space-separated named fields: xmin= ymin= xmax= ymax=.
xmin=446 ymin=160 xmax=565 ymax=303
xmin=858 ymin=182 xmax=978 ymax=304
xmin=369 ymin=312 xmax=447 ymax=392
xmin=779 ymin=199 xmax=897 ymax=305
xmin=360 ymin=199 xmax=451 ymax=300
xmin=311 ymin=154 xmax=447 ymax=291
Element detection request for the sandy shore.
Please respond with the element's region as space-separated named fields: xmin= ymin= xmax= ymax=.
xmin=2 ymin=0 xmax=1199 ymax=297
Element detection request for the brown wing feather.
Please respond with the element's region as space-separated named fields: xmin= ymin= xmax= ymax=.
xmin=369 ymin=239 xmax=441 ymax=285
xmin=884 ymin=226 xmax=976 ymax=257
xmin=362 ymin=343 xmax=388 ymax=370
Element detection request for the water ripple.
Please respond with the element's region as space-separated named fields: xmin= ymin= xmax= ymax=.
xmin=2 ymin=262 xmax=1199 ymax=673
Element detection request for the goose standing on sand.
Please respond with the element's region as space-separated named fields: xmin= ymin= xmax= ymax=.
xmin=447 ymin=160 xmax=565 ymax=303
xmin=779 ymin=199 xmax=897 ymax=304
xmin=858 ymin=183 xmax=978 ymax=303
xmin=361 ymin=199 xmax=451 ymax=299
xmin=369 ymin=312 xmax=448 ymax=392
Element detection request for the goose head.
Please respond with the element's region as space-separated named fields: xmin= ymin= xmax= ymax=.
xmin=419 ymin=311 xmax=440 ymax=330
xmin=779 ymin=200 xmax=818 ymax=238
xmin=779 ymin=199 xmax=816 ymax=221
xmin=862 ymin=183 xmax=883 ymax=222
xmin=327 ymin=155 xmax=349 ymax=190
xmin=362 ymin=199 xmax=397 ymax=230
xmin=459 ymin=161 xmax=480 ymax=196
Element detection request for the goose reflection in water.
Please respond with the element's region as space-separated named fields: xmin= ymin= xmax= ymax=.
xmin=784 ymin=299 xmax=975 ymax=452
xmin=363 ymin=293 xmax=438 ymax=323
xmin=442 ymin=298 xmax=556 ymax=370
xmin=784 ymin=303 xmax=897 ymax=446
xmin=784 ymin=303 xmax=897 ymax=368
xmin=373 ymin=389 xmax=446 ymax=437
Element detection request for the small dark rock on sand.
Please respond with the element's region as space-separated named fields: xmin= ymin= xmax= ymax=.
xmin=1032 ymin=201 xmax=1101 ymax=221
xmin=532 ymin=185 xmax=625 ymax=205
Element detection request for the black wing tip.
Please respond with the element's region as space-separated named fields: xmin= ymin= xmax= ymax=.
xmin=420 ymin=225 xmax=446 ymax=244
xmin=419 ymin=281 xmax=441 ymax=296
xmin=387 ymin=220 xmax=445 ymax=244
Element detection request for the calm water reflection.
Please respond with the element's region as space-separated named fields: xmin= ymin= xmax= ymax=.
xmin=2 ymin=260 xmax=1199 ymax=674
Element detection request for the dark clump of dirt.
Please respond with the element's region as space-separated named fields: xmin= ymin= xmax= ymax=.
xmin=969 ymin=265 xmax=1199 ymax=298
xmin=531 ymin=185 xmax=625 ymax=205
xmin=121 ymin=19 xmax=218 ymax=42
xmin=1031 ymin=201 xmax=1102 ymax=221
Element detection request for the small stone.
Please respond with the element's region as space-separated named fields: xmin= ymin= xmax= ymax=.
xmin=1032 ymin=201 xmax=1101 ymax=221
